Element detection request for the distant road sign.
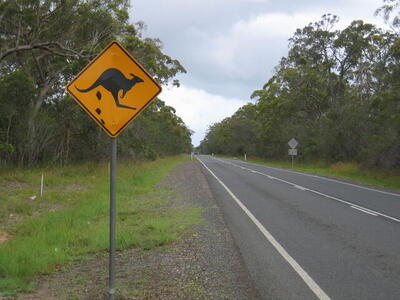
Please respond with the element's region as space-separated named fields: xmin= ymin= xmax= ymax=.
xmin=288 ymin=138 xmax=298 ymax=149
xmin=289 ymin=149 xmax=298 ymax=156
xmin=66 ymin=41 xmax=161 ymax=137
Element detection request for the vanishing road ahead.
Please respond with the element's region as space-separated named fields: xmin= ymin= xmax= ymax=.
xmin=197 ymin=155 xmax=400 ymax=300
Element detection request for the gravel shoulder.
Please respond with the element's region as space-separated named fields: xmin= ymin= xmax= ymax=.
xmin=13 ymin=160 xmax=259 ymax=300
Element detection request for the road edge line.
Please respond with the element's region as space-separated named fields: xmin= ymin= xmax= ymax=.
xmin=230 ymin=158 xmax=400 ymax=197
xmin=196 ymin=157 xmax=331 ymax=300
xmin=218 ymin=158 xmax=400 ymax=224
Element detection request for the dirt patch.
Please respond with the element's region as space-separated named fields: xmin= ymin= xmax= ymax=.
xmin=0 ymin=231 xmax=12 ymax=244
xmin=12 ymin=160 xmax=259 ymax=300
xmin=2 ymin=213 xmax=24 ymax=229
xmin=61 ymin=184 xmax=87 ymax=192
xmin=2 ymin=181 xmax=31 ymax=193
xmin=16 ymin=282 xmax=57 ymax=300
xmin=45 ymin=203 xmax=64 ymax=213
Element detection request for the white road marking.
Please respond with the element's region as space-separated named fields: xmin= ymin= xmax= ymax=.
xmin=215 ymin=158 xmax=400 ymax=224
xmin=351 ymin=206 xmax=378 ymax=216
xmin=227 ymin=158 xmax=400 ymax=197
xmin=197 ymin=157 xmax=331 ymax=300
xmin=294 ymin=185 xmax=307 ymax=191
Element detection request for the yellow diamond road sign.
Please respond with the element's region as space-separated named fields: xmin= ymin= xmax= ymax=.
xmin=66 ymin=41 xmax=162 ymax=137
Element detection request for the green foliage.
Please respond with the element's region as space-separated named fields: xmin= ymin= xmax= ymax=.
xmin=201 ymin=104 xmax=260 ymax=156
xmin=200 ymin=9 xmax=400 ymax=170
xmin=0 ymin=0 xmax=191 ymax=166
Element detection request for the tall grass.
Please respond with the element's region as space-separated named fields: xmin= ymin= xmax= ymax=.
xmin=0 ymin=155 xmax=201 ymax=294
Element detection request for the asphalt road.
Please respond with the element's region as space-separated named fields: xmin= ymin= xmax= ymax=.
xmin=196 ymin=155 xmax=400 ymax=300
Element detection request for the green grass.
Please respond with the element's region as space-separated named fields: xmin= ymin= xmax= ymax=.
xmin=0 ymin=155 xmax=201 ymax=295
xmin=222 ymin=155 xmax=400 ymax=191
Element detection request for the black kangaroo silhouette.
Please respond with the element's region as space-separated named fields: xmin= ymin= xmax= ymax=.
xmin=75 ymin=68 xmax=144 ymax=110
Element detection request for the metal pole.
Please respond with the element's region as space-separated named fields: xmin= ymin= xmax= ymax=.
xmin=291 ymin=155 xmax=294 ymax=169
xmin=109 ymin=138 xmax=117 ymax=300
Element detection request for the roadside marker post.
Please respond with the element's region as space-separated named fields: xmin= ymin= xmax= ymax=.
xmin=66 ymin=41 xmax=161 ymax=300
xmin=40 ymin=173 xmax=44 ymax=197
xmin=288 ymin=138 xmax=298 ymax=169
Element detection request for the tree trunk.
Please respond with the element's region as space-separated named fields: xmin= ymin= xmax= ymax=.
xmin=63 ymin=126 xmax=71 ymax=166
xmin=27 ymin=80 xmax=51 ymax=165
xmin=6 ymin=115 xmax=12 ymax=144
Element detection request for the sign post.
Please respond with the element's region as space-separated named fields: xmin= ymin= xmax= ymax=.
xmin=66 ymin=41 xmax=161 ymax=299
xmin=109 ymin=138 xmax=117 ymax=299
xmin=288 ymin=138 xmax=298 ymax=168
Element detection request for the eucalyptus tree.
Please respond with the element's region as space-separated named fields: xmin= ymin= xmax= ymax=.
xmin=0 ymin=0 xmax=131 ymax=164
xmin=0 ymin=0 xmax=188 ymax=165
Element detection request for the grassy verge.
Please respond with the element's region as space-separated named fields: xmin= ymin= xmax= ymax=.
xmin=0 ymin=155 xmax=201 ymax=295
xmin=220 ymin=155 xmax=400 ymax=191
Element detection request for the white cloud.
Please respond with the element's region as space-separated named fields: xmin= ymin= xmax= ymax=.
xmin=233 ymin=13 xmax=319 ymax=38
xmin=186 ymin=7 xmax=387 ymax=94
xmin=194 ymin=12 xmax=323 ymax=81
xmin=160 ymin=85 xmax=248 ymax=146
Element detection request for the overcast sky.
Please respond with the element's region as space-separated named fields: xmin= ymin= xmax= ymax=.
xmin=131 ymin=0 xmax=388 ymax=146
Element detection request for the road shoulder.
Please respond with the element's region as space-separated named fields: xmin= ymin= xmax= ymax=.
xmin=14 ymin=160 xmax=259 ymax=300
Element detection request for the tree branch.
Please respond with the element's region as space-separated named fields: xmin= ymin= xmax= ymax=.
xmin=0 ymin=41 xmax=92 ymax=61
